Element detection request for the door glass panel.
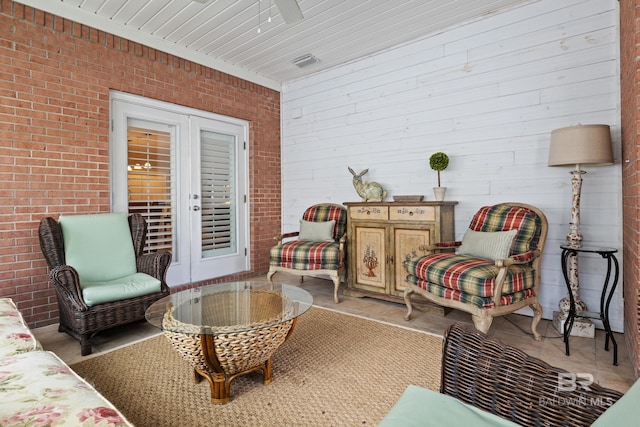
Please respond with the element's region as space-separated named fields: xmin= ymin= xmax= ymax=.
xmin=127 ymin=125 xmax=175 ymax=256
xmin=200 ymin=130 xmax=236 ymax=258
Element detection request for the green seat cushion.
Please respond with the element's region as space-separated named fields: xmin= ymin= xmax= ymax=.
xmin=379 ymin=385 xmax=520 ymax=427
xmin=59 ymin=213 xmax=137 ymax=283
xmin=82 ymin=272 xmax=161 ymax=306
xmin=591 ymin=379 xmax=640 ymax=427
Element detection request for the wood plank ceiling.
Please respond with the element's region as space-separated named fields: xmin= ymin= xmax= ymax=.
xmin=17 ymin=0 xmax=533 ymax=89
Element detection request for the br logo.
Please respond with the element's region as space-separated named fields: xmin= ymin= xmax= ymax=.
xmin=557 ymin=373 xmax=594 ymax=392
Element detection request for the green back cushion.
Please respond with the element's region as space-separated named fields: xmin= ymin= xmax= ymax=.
xmin=302 ymin=204 xmax=347 ymax=240
xmin=456 ymin=229 xmax=518 ymax=260
xmin=298 ymin=219 xmax=336 ymax=242
xmin=469 ymin=205 xmax=541 ymax=255
xmin=59 ymin=213 xmax=137 ymax=283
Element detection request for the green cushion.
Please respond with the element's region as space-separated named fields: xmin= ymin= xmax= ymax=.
xmin=298 ymin=219 xmax=336 ymax=242
xmin=379 ymin=385 xmax=520 ymax=427
xmin=59 ymin=213 xmax=137 ymax=283
xmin=591 ymin=380 xmax=640 ymax=426
xmin=82 ymin=272 xmax=161 ymax=306
xmin=457 ymin=228 xmax=518 ymax=260
xmin=301 ymin=204 xmax=346 ymax=240
xmin=470 ymin=205 xmax=541 ymax=256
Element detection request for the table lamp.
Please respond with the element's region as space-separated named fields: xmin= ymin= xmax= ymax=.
xmin=548 ymin=124 xmax=613 ymax=336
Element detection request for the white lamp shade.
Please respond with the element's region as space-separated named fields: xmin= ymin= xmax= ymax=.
xmin=548 ymin=124 xmax=613 ymax=167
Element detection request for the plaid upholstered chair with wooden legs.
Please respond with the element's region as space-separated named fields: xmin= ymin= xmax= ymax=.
xmin=267 ymin=204 xmax=347 ymax=303
xmin=404 ymin=203 xmax=548 ymax=339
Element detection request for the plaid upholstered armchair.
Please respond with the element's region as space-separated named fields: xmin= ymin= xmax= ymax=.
xmin=267 ymin=204 xmax=347 ymax=303
xmin=404 ymin=203 xmax=548 ymax=339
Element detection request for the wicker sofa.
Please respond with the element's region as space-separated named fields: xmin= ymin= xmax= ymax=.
xmin=0 ymin=298 xmax=132 ymax=426
xmin=380 ymin=323 xmax=635 ymax=427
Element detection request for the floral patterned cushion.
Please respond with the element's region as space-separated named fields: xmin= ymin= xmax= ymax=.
xmin=0 ymin=298 xmax=42 ymax=357
xmin=0 ymin=350 xmax=132 ymax=426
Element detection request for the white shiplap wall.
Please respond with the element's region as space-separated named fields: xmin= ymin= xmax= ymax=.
xmin=281 ymin=0 xmax=622 ymax=332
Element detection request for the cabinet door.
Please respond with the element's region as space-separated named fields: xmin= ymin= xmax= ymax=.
xmin=392 ymin=227 xmax=433 ymax=295
xmin=354 ymin=226 xmax=387 ymax=291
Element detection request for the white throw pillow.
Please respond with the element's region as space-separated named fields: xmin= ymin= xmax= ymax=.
xmin=456 ymin=228 xmax=518 ymax=260
xmin=298 ymin=219 xmax=336 ymax=242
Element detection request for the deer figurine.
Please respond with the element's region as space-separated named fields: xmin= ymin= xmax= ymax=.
xmin=348 ymin=167 xmax=387 ymax=202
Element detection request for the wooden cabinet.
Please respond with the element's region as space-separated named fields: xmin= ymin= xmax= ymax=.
xmin=343 ymin=201 xmax=457 ymax=307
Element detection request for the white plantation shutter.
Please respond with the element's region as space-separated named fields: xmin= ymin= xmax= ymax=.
xmin=200 ymin=131 xmax=236 ymax=257
xmin=127 ymin=125 xmax=175 ymax=255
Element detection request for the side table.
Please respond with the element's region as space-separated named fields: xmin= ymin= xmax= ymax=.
xmin=560 ymin=245 xmax=619 ymax=365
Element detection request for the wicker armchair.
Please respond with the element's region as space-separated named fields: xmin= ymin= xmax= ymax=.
xmin=440 ymin=323 xmax=624 ymax=426
xmin=267 ymin=204 xmax=347 ymax=303
xmin=39 ymin=213 xmax=171 ymax=355
xmin=380 ymin=322 xmax=627 ymax=427
xmin=404 ymin=203 xmax=547 ymax=339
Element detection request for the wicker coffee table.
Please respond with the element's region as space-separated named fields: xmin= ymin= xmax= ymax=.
xmin=145 ymin=281 xmax=313 ymax=404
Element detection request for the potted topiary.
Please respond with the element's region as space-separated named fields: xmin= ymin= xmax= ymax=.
xmin=429 ymin=152 xmax=449 ymax=201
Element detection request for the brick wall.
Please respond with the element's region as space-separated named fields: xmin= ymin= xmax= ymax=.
xmin=0 ymin=1 xmax=281 ymax=327
xmin=620 ymin=0 xmax=640 ymax=376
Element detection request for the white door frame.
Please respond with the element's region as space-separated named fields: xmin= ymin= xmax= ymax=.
xmin=110 ymin=91 xmax=250 ymax=286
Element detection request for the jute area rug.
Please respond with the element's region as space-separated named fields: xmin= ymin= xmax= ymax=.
xmin=71 ymin=307 xmax=443 ymax=427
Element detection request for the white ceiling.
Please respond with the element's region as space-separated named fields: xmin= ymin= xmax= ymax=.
xmin=17 ymin=0 xmax=533 ymax=90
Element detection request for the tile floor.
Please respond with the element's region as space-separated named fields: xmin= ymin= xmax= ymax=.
xmin=33 ymin=273 xmax=636 ymax=393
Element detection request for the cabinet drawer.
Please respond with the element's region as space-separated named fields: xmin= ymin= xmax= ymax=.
xmin=389 ymin=205 xmax=435 ymax=222
xmin=349 ymin=205 xmax=389 ymax=220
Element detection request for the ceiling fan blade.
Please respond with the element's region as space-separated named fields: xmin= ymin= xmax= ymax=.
xmin=273 ymin=0 xmax=304 ymax=24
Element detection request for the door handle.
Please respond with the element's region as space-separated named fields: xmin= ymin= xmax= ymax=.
xmin=193 ymin=206 xmax=200 ymax=211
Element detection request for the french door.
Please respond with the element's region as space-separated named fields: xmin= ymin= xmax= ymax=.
xmin=110 ymin=92 xmax=249 ymax=285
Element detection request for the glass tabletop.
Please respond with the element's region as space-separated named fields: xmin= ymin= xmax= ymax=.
xmin=145 ymin=281 xmax=314 ymax=335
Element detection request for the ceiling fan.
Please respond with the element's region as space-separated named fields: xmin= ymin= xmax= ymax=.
xmin=273 ymin=0 xmax=304 ymax=23
xmin=193 ymin=0 xmax=304 ymax=24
